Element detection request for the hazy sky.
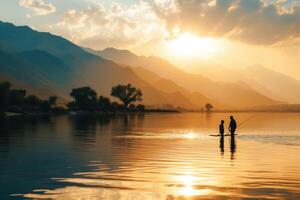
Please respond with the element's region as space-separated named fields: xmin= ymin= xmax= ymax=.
xmin=1 ymin=0 xmax=300 ymax=78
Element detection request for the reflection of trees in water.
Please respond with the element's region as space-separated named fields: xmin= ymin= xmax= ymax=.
xmin=98 ymin=115 xmax=112 ymax=127
xmin=205 ymin=112 xmax=211 ymax=119
xmin=68 ymin=113 xmax=145 ymax=132
xmin=69 ymin=116 xmax=102 ymax=147
xmin=0 ymin=116 xmax=53 ymax=153
xmin=0 ymin=114 xmax=146 ymax=157
xmin=111 ymin=114 xmax=146 ymax=150
xmin=69 ymin=116 xmax=98 ymax=131
xmin=111 ymin=114 xmax=145 ymax=133
xmin=123 ymin=113 xmax=145 ymax=127
xmin=136 ymin=114 xmax=145 ymax=127
xmin=205 ymin=112 xmax=212 ymax=126
xmin=68 ymin=114 xmax=146 ymax=149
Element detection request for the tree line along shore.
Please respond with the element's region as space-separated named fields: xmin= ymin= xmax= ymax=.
xmin=0 ymin=81 xmax=185 ymax=117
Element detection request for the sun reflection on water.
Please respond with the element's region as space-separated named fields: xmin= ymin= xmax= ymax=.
xmin=174 ymin=174 xmax=212 ymax=197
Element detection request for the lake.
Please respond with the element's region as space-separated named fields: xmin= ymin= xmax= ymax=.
xmin=0 ymin=113 xmax=300 ymax=199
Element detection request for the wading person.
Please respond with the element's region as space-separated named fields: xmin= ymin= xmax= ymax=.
xmin=219 ymin=120 xmax=225 ymax=136
xmin=229 ymin=116 xmax=237 ymax=136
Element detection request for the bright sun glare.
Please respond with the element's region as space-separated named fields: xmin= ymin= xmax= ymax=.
xmin=175 ymin=175 xmax=212 ymax=196
xmin=168 ymin=33 xmax=219 ymax=58
xmin=184 ymin=132 xmax=198 ymax=139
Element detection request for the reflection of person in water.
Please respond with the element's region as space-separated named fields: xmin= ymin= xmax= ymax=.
xmin=229 ymin=116 xmax=237 ymax=136
xmin=219 ymin=136 xmax=224 ymax=155
xmin=230 ymin=135 xmax=236 ymax=160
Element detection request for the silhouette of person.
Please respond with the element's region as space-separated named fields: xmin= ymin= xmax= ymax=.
xmin=219 ymin=120 xmax=225 ymax=136
xmin=228 ymin=116 xmax=237 ymax=136
xmin=218 ymin=120 xmax=225 ymax=156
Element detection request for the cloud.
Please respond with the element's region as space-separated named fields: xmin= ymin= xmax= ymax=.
xmin=41 ymin=0 xmax=300 ymax=48
xmin=152 ymin=0 xmax=300 ymax=45
xmin=46 ymin=1 xmax=167 ymax=50
xmin=19 ymin=0 xmax=56 ymax=17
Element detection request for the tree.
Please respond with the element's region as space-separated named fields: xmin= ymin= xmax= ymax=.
xmin=48 ymin=96 xmax=57 ymax=106
xmin=66 ymin=101 xmax=77 ymax=110
xmin=97 ymin=96 xmax=111 ymax=111
xmin=26 ymin=95 xmax=42 ymax=106
xmin=0 ymin=82 xmax=11 ymax=113
xmin=0 ymin=82 xmax=60 ymax=114
xmin=110 ymin=102 xmax=123 ymax=112
xmin=40 ymin=100 xmax=51 ymax=112
xmin=111 ymin=84 xmax=143 ymax=110
xmin=70 ymin=87 xmax=97 ymax=110
xmin=137 ymin=104 xmax=145 ymax=112
xmin=129 ymin=104 xmax=137 ymax=111
xmin=205 ymin=103 xmax=213 ymax=112
xmin=10 ymin=89 xmax=26 ymax=106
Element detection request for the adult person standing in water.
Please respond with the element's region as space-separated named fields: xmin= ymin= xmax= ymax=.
xmin=229 ymin=116 xmax=237 ymax=136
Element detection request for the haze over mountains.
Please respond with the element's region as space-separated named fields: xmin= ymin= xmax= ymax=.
xmin=0 ymin=21 xmax=295 ymax=110
xmin=196 ymin=65 xmax=300 ymax=104
xmin=88 ymin=48 xmax=280 ymax=108
xmin=0 ymin=21 xmax=192 ymax=108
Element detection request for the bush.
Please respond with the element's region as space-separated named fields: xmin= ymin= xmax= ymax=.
xmin=8 ymin=106 xmax=25 ymax=114
xmin=137 ymin=104 xmax=146 ymax=112
xmin=52 ymin=106 xmax=67 ymax=114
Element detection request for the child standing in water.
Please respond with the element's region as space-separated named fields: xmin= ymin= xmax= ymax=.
xmin=219 ymin=120 xmax=225 ymax=136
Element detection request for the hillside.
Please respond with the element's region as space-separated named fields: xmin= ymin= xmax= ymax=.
xmin=197 ymin=65 xmax=300 ymax=104
xmin=89 ymin=47 xmax=279 ymax=108
xmin=244 ymin=65 xmax=300 ymax=104
xmin=133 ymin=67 xmax=224 ymax=109
xmin=0 ymin=21 xmax=197 ymax=108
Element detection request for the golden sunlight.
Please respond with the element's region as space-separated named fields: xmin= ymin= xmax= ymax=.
xmin=167 ymin=33 xmax=219 ymax=59
xmin=184 ymin=131 xmax=198 ymax=139
xmin=175 ymin=175 xmax=212 ymax=196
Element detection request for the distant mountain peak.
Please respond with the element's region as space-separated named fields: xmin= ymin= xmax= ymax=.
xmin=0 ymin=21 xmax=91 ymax=59
xmin=0 ymin=21 xmax=37 ymax=33
xmin=101 ymin=47 xmax=139 ymax=58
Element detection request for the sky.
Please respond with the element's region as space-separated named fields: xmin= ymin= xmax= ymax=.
xmin=1 ymin=0 xmax=300 ymax=78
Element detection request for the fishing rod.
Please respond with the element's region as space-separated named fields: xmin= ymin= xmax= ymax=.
xmin=224 ymin=114 xmax=257 ymax=135
xmin=236 ymin=114 xmax=257 ymax=129
xmin=210 ymin=114 xmax=258 ymax=136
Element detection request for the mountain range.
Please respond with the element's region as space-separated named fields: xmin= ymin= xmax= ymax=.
xmin=0 ymin=21 xmax=195 ymax=108
xmin=87 ymin=47 xmax=279 ymax=108
xmin=0 ymin=21 xmax=290 ymax=109
xmin=195 ymin=64 xmax=300 ymax=104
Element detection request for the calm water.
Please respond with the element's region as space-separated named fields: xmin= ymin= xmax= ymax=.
xmin=0 ymin=113 xmax=300 ymax=199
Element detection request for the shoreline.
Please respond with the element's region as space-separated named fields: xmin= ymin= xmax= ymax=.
xmin=2 ymin=109 xmax=300 ymax=119
xmin=191 ymin=110 xmax=300 ymax=113
xmin=1 ymin=109 xmax=180 ymax=118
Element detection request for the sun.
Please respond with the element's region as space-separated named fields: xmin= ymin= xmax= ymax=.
xmin=167 ymin=32 xmax=219 ymax=59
